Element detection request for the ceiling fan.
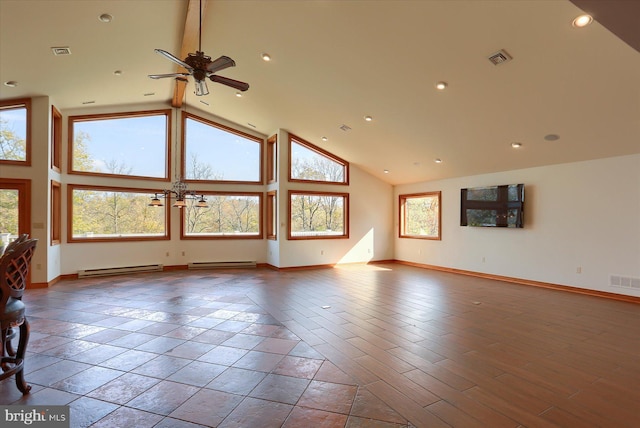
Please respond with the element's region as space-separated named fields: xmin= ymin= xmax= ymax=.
xmin=148 ymin=0 xmax=249 ymax=96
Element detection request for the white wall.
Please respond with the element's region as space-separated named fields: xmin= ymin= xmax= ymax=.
xmin=15 ymin=98 xmax=636 ymax=292
xmin=394 ymin=154 xmax=640 ymax=297
xmin=274 ymin=130 xmax=394 ymax=268
xmin=56 ymin=112 xmax=394 ymax=274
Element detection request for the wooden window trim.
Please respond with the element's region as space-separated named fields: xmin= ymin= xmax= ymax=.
xmin=67 ymin=184 xmax=170 ymax=243
xmin=399 ymin=191 xmax=442 ymax=240
xmin=183 ymin=112 xmax=264 ymax=185
xmin=68 ymin=109 xmax=171 ymax=182
xmin=51 ymin=105 xmax=62 ymax=172
xmin=181 ymin=191 xmax=263 ymax=240
xmin=0 ymin=178 xmax=31 ymax=239
xmin=267 ymin=134 xmax=277 ymax=184
xmin=288 ymin=190 xmax=349 ymax=240
xmin=0 ymin=98 xmax=31 ymax=166
xmin=288 ymin=134 xmax=349 ymax=185
xmin=51 ymin=180 xmax=61 ymax=245
xmin=266 ymin=190 xmax=277 ymax=240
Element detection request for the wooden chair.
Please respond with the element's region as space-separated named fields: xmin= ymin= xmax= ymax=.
xmin=1 ymin=234 xmax=29 ymax=357
xmin=0 ymin=238 xmax=37 ymax=394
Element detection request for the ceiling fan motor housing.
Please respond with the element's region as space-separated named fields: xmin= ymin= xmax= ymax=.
xmin=186 ymin=51 xmax=212 ymax=80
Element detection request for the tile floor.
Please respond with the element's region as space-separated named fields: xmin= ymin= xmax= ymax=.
xmin=2 ymin=268 xmax=413 ymax=427
xmin=2 ymin=264 xmax=639 ymax=427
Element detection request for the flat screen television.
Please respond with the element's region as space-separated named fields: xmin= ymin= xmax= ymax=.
xmin=460 ymin=184 xmax=524 ymax=228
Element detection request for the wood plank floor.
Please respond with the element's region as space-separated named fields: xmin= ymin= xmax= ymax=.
xmin=2 ymin=263 xmax=639 ymax=427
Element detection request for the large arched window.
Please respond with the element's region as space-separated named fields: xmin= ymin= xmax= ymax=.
xmin=183 ymin=112 xmax=263 ymax=184
xmin=288 ymin=134 xmax=349 ymax=185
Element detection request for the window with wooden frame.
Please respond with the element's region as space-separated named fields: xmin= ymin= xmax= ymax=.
xmin=68 ymin=110 xmax=170 ymax=180
xmin=288 ymin=191 xmax=349 ymax=240
xmin=182 ymin=192 xmax=262 ymax=239
xmin=289 ymin=134 xmax=349 ymax=184
xmin=68 ymin=184 xmax=169 ymax=242
xmin=0 ymin=178 xmax=31 ymax=242
xmin=267 ymin=134 xmax=277 ymax=183
xmin=183 ymin=112 xmax=263 ymax=184
xmin=51 ymin=180 xmax=61 ymax=245
xmin=399 ymin=191 xmax=441 ymax=240
xmin=0 ymin=98 xmax=31 ymax=165
xmin=266 ymin=190 xmax=277 ymax=240
xmin=51 ymin=105 xmax=62 ymax=171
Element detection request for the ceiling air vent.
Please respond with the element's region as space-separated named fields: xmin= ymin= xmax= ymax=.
xmin=51 ymin=47 xmax=72 ymax=56
xmin=339 ymin=124 xmax=352 ymax=132
xmin=488 ymin=49 xmax=512 ymax=65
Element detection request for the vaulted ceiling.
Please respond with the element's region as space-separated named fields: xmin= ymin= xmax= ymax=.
xmin=1 ymin=0 xmax=638 ymax=185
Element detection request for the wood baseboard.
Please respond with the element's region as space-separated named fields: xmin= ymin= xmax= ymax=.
xmin=394 ymin=260 xmax=640 ymax=304
xmin=37 ymin=260 xmax=638 ymax=304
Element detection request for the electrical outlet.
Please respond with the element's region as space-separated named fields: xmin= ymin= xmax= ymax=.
xmin=576 ymin=267 xmax=582 ymax=274
xmin=482 ymin=257 xmax=486 ymax=263
xmin=165 ymin=252 xmax=169 ymax=257
xmin=320 ymin=250 xmax=324 ymax=255
xmin=182 ymin=251 xmax=186 ymax=256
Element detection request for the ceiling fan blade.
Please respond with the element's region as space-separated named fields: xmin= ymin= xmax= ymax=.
xmin=148 ymin=73 xmax=191 ymax=79
xmin=209 ymin=75 xmax=250 ymax=92
xmin=154 ymin=49 xmax=193 ymax=71
xmin=206 ymin=55 xmax=236 ymax=73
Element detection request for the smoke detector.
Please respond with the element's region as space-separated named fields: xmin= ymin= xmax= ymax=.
xmin=488 ymin=49 xmax=512 ymax=65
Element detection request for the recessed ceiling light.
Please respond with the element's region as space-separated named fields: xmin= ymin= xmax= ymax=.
xmin=544 ymin=134 xmax=560 ymax=141
xmin=113 ymin=70 xmax=122 ymax=76
xmin=435 ymin=82 xmax=447 ymax=90
xmin=321 ymin=136 xmax=328 ymax=142
xmin=261 ymin=53 xmax=271 ymax=61
xmin=511 ymin=142 xmax=523 ymax=148
xmin=3 ymin=81 xmax=18 ymax=87
xmin=383 ymin=169 xmax=389 ymax=174
xmin=434 ymin=158 xmax=443 ymax=163
xmin=572 ymin=14 xmax=593 ymax=28
xmin=364 ymin=115 xmax=373 ymax=122
xmin=99 ymin=13 xmax=113 ymax=23
xmin=235 ymin=92 xmax=243 ymax=97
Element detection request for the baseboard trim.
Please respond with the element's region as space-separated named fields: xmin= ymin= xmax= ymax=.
xmin=42 ymin=260 xmax=639 ymax=304
xmin=394 ymin=260 xmax=640 ymax=304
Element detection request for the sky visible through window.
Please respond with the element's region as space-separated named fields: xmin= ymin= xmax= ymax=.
xmin=74 ymin=116 xmax=167 ymax=177
xmin=185 ymin=118 xmax=260 ymax=181
xmin=0 ymin=108 xmax=26 ymax=138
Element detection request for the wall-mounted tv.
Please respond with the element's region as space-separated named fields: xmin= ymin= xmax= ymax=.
xmin=461 ymin=184 xmax=524 ymax=228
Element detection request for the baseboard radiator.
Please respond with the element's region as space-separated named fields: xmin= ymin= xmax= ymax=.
xmin=188 ymin=261 xmax=256 ymax=270
xmin=78 ymin=264 xmax=163 ymax=278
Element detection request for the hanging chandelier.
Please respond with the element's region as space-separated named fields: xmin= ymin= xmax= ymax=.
xmin=149 ymin=178 xmax=208 ymax=208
